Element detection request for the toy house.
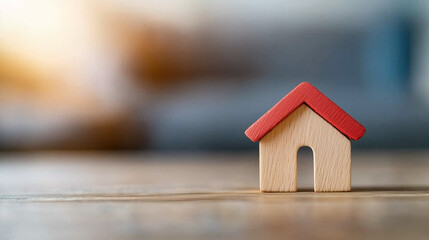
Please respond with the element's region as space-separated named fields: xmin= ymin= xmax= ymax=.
xmin=245 ymin=82 xmax=365 ymax=192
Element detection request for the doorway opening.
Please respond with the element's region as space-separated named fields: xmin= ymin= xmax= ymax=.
xmin=297 ymin=146 xmax=314 ymax=191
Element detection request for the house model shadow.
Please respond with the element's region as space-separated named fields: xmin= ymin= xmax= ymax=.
xmin=245 ymin=82 xmax=365 ymax=192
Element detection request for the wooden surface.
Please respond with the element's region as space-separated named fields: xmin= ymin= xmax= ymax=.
xmin=245 ymin=82 xmax=365 ymax=142
xmin=260 ymin=105 xmax=350 ymax=192
xmin=1 ymin=151 xmax=429 ymax=240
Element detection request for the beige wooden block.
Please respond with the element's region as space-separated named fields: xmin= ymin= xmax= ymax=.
xmin=259 ymin=104 xmax=351 ymax=192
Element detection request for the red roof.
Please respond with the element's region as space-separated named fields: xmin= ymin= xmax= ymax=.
xmin=245 ymin=82 xmax=366 ymax=142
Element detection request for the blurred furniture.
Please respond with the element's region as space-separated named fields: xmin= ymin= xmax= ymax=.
xmin=1 ymin=151 xmax=429 ymax=240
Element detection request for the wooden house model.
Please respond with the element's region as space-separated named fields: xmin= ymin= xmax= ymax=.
xmin=245 ymin=82 xmax=365 ymax=192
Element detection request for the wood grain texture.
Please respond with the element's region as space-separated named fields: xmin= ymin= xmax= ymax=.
xmin=260 ymin=105 xmax=351 ymax=192
xmin=245 ymin=82 xmax=365 ymax=142
xmin=1 ymin=151 xmax=429 ymax=240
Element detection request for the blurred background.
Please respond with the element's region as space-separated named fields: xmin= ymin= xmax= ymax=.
xmin=1 ymin=0 xmax=429 ymax=151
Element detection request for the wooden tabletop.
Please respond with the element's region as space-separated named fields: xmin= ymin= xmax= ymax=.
xmin=1 ymin=151 xmax=429 ymax=240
